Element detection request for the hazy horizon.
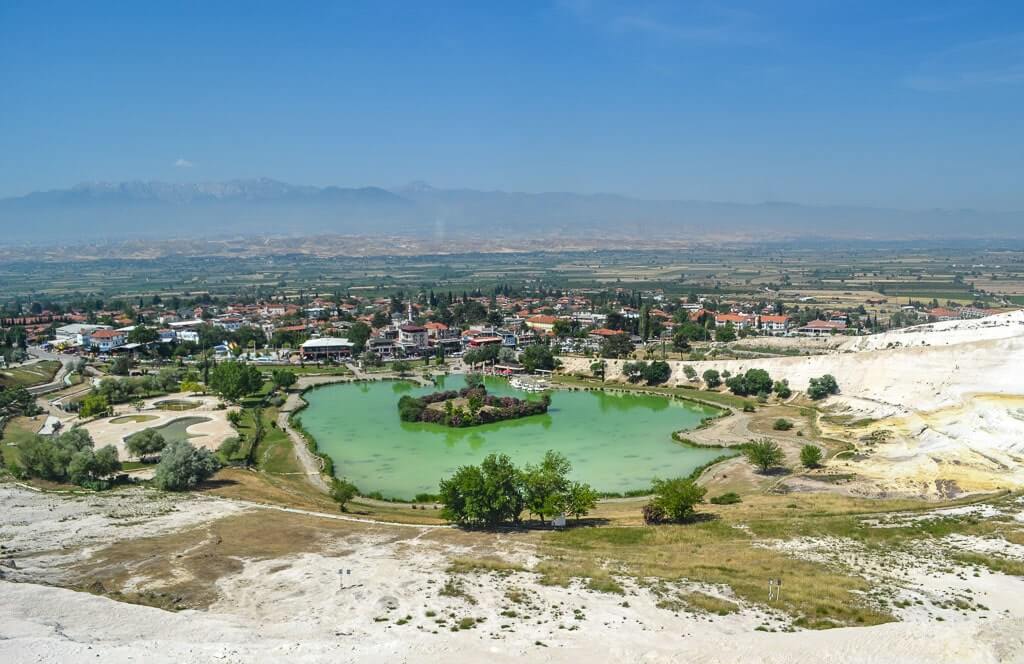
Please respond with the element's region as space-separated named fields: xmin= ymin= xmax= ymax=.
xmin=2 ymin=1 xmax=1024 ymax=212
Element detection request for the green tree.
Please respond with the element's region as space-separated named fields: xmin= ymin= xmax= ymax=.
xmin=599 ymin=333 xmax=634 ymax=359
xmin=744 ymin=438 xmax=785 ymax=473
xmin=392 ymin=359 xmax=412 ymax=376
xmin=127 ymin=326 xmax=159 ymax=344
xmin=464 ymin=373 xmax=484 ymax=389
xmin=560 ymin=481 xmax=598 ymax=521
xmin=79 ymin=393 xmax=111 ymax=418
xmin=330 ymin=477 xmax=359 ymax=511
xmin=800 ymin=444 xmax=823 ymax=468
xmin=642 ymin=360 xmax=671 ymax=385
xmin=520 ymin=343 xmax=556 ymax=373
xmin=347 ymin=322 xmax=372 ymax=354
xmin=438 ymin=453 xmax=524 ymax=527
xmin=110 ymin=355 xmax=132 ymax=376
xmin=589 ymin=360 xmax=606 ymax=380
xmin=208 ymin=361 xmax=263 ymax=401
xmin=714 ymin=323 xmax=736 ymax=343
xmin=807 ymin=374 xmax=840 ymax=400
xmin=647 ymin=477 xmax=707 ymax=523
xmin=773 ymin=379 xmax=792 ymax=399
xmin=522 ymin=450 xmax=571 ymax=524
xmin=702 ymin=369 xmax=722 ymax=389
xmin=125 ymin=428 xmax=167 ymax=461
xmin=152 ymin=440 xmax=222 ymax=491
xmin=271 ymin=369 xmax=297 ymax=391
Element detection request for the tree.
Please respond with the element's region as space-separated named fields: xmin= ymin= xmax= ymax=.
xmin=208 ymin=361 xmax=263 ymax=401
xmin=370 ymin=311 xmax=390 ymax=329
xmin=180 ymin=380 xmax=204 ymax=394
xmin=152 ymin=439 xmax=222 ymax=491
xmin=560 ymin=481 xmax=598 ymax=521
xmin=807 ymin=374 xmax=839 ymax=400
xmin=773 ymin=379 xmax=792 ymax=399
xmin=271 ymin=369 xmax=297 ymax=391
xmin=391 ymin=359 xmax=412 ymax=376
xmin=125 ymin=428 xmax=167 ymax=461
xmin=800 ymin=444 xmax=823 ymax=468
xmin=715 ymin=324 xmax=736 ymax=343
xmin=360 ymin=350 xmax=382 ymax=367
xmin=127 ymin=326 xmax=159 ymax=345
xmin=702 ymin=369 xmax=722 ymax=389
xmin=599 ymin=333 xmax=634 ymax=359
xmin=681 ymin=364 xmax=697 ymax=381
xmin=523 ymin=450 xmax=571 ymax=524
xmin=744 ymin=438 xmax=785 ymax=473
xmin=726 ymin=368 xmax=773 ymax=397
xmin=110 ymin=356 xmax=132 ymax=376
xmin=347 ymin=322 xmax=372 ymax=354
xmin=330 ymin=477 xmax=359 ymax=511
xmin=464 ymin=373 xmax=484 ymax=389
xmin=67 ymin=445 xmax=121 ymax=487
xmin=642 ymin=360 xmax=671 ymax=385
xmin=438 ymin=453 xmax=524 ymax=527
xmin=18 ymin=428 xmax=120 ymax=487
xmin=552 ymin=319 xmax=573 ymax=338
xmin=79 ymin=393 xmax=111 ymax=418
xmin=589 ymin=360 xmax=606 ymax=380
xmin=520 ymin=343 xmax=555 ymax=373
xmin=647 ymin=477 xmax=707 ymax=523
xmin=227 ymin=410 xmax=243 ymax=426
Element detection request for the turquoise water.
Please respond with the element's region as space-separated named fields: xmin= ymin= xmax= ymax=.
xmin=149 ymin=416 xmax=211 ymax=444
xmin=300 ymin=375 xmax=731 ymax=500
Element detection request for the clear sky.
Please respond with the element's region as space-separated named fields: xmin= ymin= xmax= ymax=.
xmin=1 ymin=1 xmax=1023 ymax=209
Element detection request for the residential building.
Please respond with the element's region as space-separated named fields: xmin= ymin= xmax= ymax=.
xmin=758 ymin=315 xmax=792 ymax=335
xmin=88 ymin=329 xmax=127 ymax=352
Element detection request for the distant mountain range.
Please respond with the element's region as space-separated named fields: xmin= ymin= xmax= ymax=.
xmin=0 ymin=178 xmax=1020 ymax=244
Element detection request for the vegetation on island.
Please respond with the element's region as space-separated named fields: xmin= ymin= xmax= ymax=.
xmin=398 ymin=383 xmax=550 ymax=428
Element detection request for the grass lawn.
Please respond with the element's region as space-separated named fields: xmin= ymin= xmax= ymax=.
xmin=0 ymin=360 xmax=62 ymax=389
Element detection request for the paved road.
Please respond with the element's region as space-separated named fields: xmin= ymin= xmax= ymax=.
xmin=25 ymin=347 xmax=79 ymax=396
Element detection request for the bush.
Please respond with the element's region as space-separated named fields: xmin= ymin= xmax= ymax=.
xmin=744 ymin=438 xmax=785 ymax=473
xmin=702 ymin=369 xmax=721 ymax=389
xmin=217 ymin=436 xmax=241 ymax=460
xmin=772 ymin=418 xmax=794 ymax=431
xmin=742 ymin=402 xmax=756 ymax=413
xmin=152 ymin=440 xmax=221 ymax=491
xmin=807 ymin=374 xmax=840 ymax=400
xmin=642 ymin=502 xmax=666 ymax=525
xmin=709 ymin=492 xmax=742 ymax=505
xmin=800 ymin=445 xmax=824 ymax=468
xmin=773 ymin=379 xmax=792 ymax=399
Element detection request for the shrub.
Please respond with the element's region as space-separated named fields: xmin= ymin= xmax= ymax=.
xmin=772 ymin=418 xmax=794 ymax=431
xmin=773 ymin=379 xmax=792 ymax=399
xmin=800 ymin=445 xmax=824 ymax=468
xmin=742 ymin=402 xmax=756 ymax=413
xmin=709 ymin=492 xmax=742 ymax=505
xmin=702 ymin=369 xmax=722 ymax=389
xmin=642 ymin=502 xmax=666 ymax=525
xmin=125 ymin=428 xmax=167 ymax=460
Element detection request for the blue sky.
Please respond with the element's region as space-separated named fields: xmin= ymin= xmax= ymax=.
xmin=1 ymin=1 xmax=1023 ymax=209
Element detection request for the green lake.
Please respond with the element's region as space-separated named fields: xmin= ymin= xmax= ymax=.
xmin=300 ymin=375 xmax=732 ymax=500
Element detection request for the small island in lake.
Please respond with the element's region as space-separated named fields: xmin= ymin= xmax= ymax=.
xmin=398 ymin=383 xmax=550 ymax=427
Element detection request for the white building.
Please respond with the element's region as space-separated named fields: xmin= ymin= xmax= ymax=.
xmin=55 ymin=323 xmax=111 ymax=346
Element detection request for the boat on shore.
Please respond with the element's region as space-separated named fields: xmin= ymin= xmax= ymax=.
xmin=509 ymin=376 xmax=549 ymax=392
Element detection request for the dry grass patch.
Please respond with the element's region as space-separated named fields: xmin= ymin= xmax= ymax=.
xmin=447 ymin=556 xmax=525 ymax=575
xmin=541 ymin=521 xmax=890 ymax=629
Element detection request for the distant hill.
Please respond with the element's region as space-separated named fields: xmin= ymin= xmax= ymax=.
xmin=0 ymin=178 xmax=1020 ymax=243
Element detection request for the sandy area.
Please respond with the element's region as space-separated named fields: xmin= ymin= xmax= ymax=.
xmin=79 ymin=393 xmax=239 ymax=460
xmin=2 ymin=484 xmax=1024 ymax=663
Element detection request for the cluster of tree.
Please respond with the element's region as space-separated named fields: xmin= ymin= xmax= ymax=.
xmin=702 ymin=369 xmax=722 ymax=388
xmin=16 ymin=428 xmax=121 ymax=489
xmin=208 ymin=361 xmax=263 ymax=401
xmin=599 ymin=332 xmax=634 ymax=359
xmin=152 ymin=439 xmax=222 ymax=491
xmin=398 ymin=385 xmax=550 ymax=427
xmin=271 ymin=368 xmax=297 ymax=391
xmin=438 ymin=451 xmax=597 ymax=527
xmin=0 ymin=326 xmax=28 ymax=363
xmin=89 ymin=368 xmax=183 ymax=403
xmin=725 ymin=368 xmax=774 ymax=397
xmin=807 ymin=374 xmax=840 ymax=400
xmin=622 ymin=360 xmax=671 ymax=385
xmin=462 ymin=343 xmax=501 ymax=366
xmin=518 ymin=343 xmax=557 ymax=373
xmin=642 ymin=477 xmax=707 ymax=524
xmin=0 ymin=386 xmax=37 ymax=418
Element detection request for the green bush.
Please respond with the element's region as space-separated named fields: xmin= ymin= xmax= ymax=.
xmin=800 ymin=444 xmax=824 ymax=468
xmin=773 ymin=418 xmax=794 ymax=431
xmin=709 ymin=492 xmax=742 ymax=505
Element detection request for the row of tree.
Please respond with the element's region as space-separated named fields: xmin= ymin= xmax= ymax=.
xmin=438 ymin=451 xmax=598 ymax=527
